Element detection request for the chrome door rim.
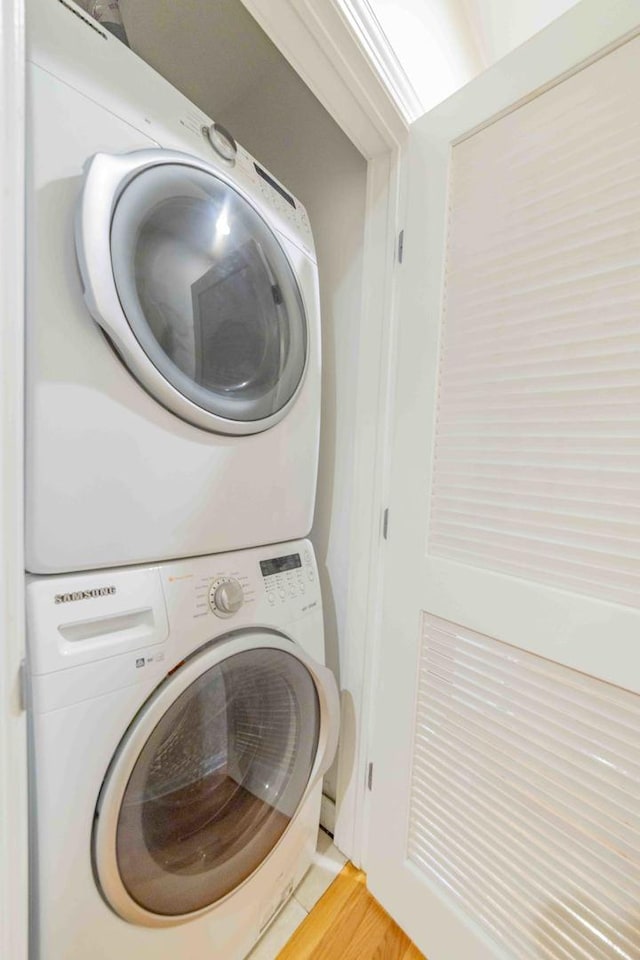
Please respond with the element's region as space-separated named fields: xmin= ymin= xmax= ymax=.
xmin=75 ymin=149 xmax=312 ymax=436
xmin=93 ymin=630 xmax=339 ymax=927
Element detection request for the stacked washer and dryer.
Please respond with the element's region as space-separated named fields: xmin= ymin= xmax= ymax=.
xmin=25 ymin=1 xmax=339 ymax=958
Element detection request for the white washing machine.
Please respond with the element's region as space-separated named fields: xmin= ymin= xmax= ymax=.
xmin=27 ymin=539 xmax=339 ymax=960
xmin=25 ymin=0 xmax=321 ymax=574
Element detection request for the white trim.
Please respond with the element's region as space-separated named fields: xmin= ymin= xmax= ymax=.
xmin=333 ymin=150 xmax=402 ymax=864
xmin=0 ymin=0 xmax=28 ymax=955
xmin=335 ymin=0 xmax=423 ymax=124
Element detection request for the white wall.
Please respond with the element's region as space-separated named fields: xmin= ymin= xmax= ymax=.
xmin=120 ymin=0 xmax=368 ymax=803
xmin=460 ymin=0 xmax=581 ymax=67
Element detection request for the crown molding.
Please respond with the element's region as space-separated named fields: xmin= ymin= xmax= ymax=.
xmin=335 ymin=0 xmax=424 ymax=123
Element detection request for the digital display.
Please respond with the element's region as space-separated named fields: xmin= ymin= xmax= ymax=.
xmin=260 ymin=554 xmax=302 ymax=576
xmin=254 ymin=164 xmax=297 ymax=209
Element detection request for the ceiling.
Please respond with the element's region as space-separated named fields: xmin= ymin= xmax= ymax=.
xmin=339 ymin=0 xmax=581 ymax=121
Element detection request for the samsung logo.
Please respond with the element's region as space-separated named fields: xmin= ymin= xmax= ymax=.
xmin=54 ymin=586 xmax=117 ymax=604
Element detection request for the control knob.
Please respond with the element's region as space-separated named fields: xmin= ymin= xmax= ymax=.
xmin=209 ymin=578 xmax=244 ymax=617
xmin=203 ymin=122 xmax=237 ymax=163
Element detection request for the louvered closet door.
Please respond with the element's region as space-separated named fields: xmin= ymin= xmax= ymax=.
xmin=367 ymin=5 xmax=640 ymax=960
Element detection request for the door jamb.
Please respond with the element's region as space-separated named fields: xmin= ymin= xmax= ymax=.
xmin=0 ymin=0 xmax=28 ymax=956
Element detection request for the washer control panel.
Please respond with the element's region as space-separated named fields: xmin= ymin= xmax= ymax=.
xmin=261 ymin=547 xmax=315 ymax=607
xmin=161 ymin=539 xmax=320 ymax=635
xmin=208 ymin=577 xmax=244 ymax=618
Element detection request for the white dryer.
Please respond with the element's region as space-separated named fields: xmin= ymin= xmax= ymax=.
xmin=25 ymin=0 xmax=321 ymax=574
xmin=27 ymin=540 xmax=339 ymax=960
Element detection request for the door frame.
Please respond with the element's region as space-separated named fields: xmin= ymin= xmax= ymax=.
xmin=237 ymin=0 xmax=407 ymax=865
xmin=0 ymin=0 xmax=28 ymax=956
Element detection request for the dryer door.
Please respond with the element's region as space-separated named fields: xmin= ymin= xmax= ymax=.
xmin=93 ymin=631 xmax=339 ymax=926
xmin=76 ymin=150 xmax=310 ymax=435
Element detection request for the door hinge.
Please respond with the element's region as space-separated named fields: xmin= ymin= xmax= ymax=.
xmin=367 ymin=762 xmax=374 ymax=791
xmin=382 ymin=507 xmax=389 ymax=540
xmin=397 ymin=229 xmax=404 ymax=264
xmin=18 ymin=660 xmax=27 ymax=712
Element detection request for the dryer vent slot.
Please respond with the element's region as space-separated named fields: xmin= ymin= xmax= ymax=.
xmin=58 ymin=608 xmax=155 ymax=646
xmin=56 ymin=0 xmax=109 ymax=39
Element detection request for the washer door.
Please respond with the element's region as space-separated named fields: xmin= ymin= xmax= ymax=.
xmin=94 ymin=632 xmax=339 ymax=926
xmin=76 ymin=150 xmax=308 ymax=434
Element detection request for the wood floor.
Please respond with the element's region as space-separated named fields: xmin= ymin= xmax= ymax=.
xmin=277 ymin=863 xmax=425 ymax=960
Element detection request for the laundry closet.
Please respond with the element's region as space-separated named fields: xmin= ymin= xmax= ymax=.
xmin=22 ymin=0 xmax=372 ymax=957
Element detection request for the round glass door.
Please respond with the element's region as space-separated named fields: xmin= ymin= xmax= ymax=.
xmin=104 ymin=647 xmax=320 ymax=917
xmin=110 ymin=164 xmax=307 ymax=424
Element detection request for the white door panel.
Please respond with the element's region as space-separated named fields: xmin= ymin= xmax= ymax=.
xmin=367 ymin=3 xmax=640 ymax=958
